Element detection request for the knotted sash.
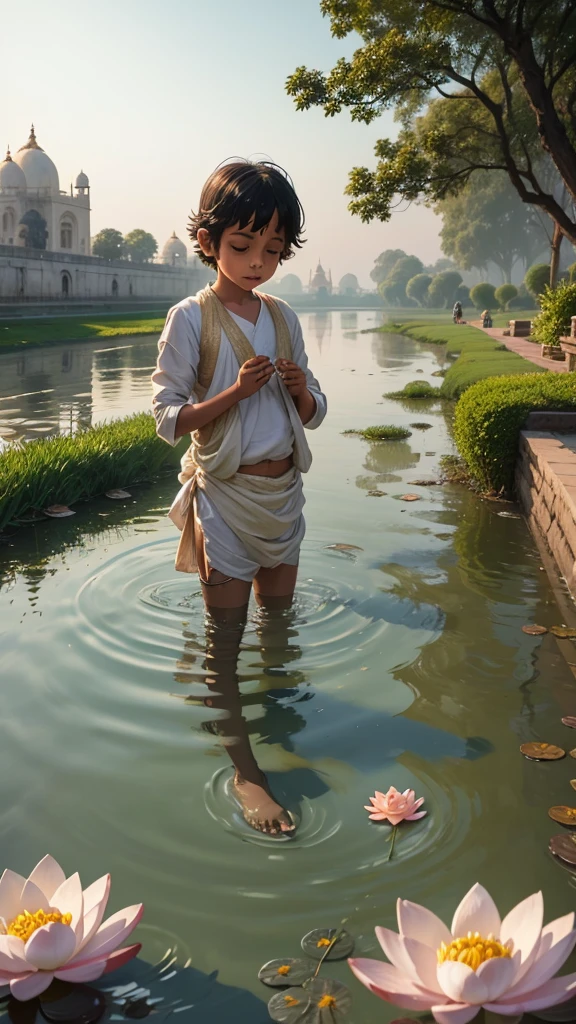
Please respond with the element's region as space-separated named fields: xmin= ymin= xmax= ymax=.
xmin=169 ymin=286 xmax=312 ymax=574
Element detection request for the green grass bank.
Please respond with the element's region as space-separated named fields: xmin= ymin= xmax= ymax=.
xmin=0 ymin=412 xmax=185 ymax=532
xmin=386 ymin=317 xmax=542 ymax=398
xmin=0 ymin=310 xmax=169 ymax=350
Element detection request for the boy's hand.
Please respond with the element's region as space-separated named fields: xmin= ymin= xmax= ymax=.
xmin=276 ymin=359 xmax=307 ymax=397
xmin=235 ymin=356 xmax=275 ymax=399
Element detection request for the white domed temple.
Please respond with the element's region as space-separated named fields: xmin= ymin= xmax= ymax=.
xmin=0 ymin=126 xmax=91 ymax=254
xmin=0 ymin=126 xmax=210 ymax=303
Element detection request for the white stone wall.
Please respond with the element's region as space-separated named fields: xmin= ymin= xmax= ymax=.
xmin=0 ymin=246 xmax=210 ymax=300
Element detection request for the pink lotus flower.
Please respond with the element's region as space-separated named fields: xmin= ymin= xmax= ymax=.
xmin=364 ymin=787 xmax=427 ymax=826
xmin=0 ymin=855 xmax=143 ymax=1001
xmin=349 ymin=883 xmax=576 ymax=1023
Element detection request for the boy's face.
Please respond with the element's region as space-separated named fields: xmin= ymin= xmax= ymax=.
xmin=198 ymin=216 xmax=285 ymax=291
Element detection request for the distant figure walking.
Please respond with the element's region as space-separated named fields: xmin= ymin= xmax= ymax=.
xmin=481 ymin=309 xmax=493 ymax=328
xmin=452 ymin=300 xmax=463 ymax=324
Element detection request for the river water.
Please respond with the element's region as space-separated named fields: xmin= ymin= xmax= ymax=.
xmin=0 ymin=311 xmax=574 ymax=1023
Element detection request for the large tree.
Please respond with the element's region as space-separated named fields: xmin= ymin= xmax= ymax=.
xmin=370 ymin=248 xmax=407 ymax=284
xmin=439 ymin=173 xmax=549 ymax=281
xmin=286 ymin=0 xmax=576 ymax=250
xmin=92 ymin=228 xmax=125 ymax=261
xmin=124 ymin=229 xmax=158 ymax=263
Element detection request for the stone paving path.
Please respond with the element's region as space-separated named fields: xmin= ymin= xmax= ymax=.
xmin=474 ymin=324 xmax=568 ymax=372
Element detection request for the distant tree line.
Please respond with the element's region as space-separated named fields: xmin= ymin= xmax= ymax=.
xmin=91 ymin=228 xmax=158 ymax=263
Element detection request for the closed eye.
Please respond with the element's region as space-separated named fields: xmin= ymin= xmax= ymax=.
xmin=230 ymin=244 xmax=249 ymax=252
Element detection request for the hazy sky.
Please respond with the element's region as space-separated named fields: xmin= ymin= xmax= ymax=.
xmin=3 ymin=0 xmax=442 ymax=287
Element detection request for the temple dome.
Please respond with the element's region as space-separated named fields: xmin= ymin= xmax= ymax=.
xmin=0 ymin=148 xmax=26 ymax=191
xmin=75 ymin=170 xmax=89 ymax=188
xmin=161 ymin=231 xmax=187 ymax=264
xmin=14 ymin=126 xmax=59 ymax=192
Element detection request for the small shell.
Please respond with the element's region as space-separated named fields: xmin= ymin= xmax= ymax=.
xmin=43 ymin=504 xmax=75 ymax=518
xmin=520 ymin=742 xmax=565 ymax=761
xmin=548 ymin=805 xmax=576 ymax=826
xmin=522 ymin=624 xmax=548 ymax=635
xmin=105 ymin=488 xmax=132 ymax=499
xmin=400 ymin=494 xmax=421 ymax=501
xmin=550 ymin=833 xmax=576 ymax=866
xmin=325 ymin=544 xmax=363 ymax=552
xmin=562 ymin=717 xmax=576 ymax=729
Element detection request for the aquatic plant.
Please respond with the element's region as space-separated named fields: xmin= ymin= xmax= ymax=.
xmin=0 ymin=854 xmax=143 ymax=1000
xmin=0 ymin=413 xmax=185 ymax=532
xmin=385 ymin=381 xmax=441 ymax=400
xmin=348 ymin=883 xmax=576 ymax=1023
xmin=343 ymin=425 xmax=412 ymax=440
xmin=364 ymin=787 xmax=426 ymax=825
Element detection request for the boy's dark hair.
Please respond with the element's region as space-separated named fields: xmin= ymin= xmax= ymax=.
xmin=188 ymin=159 xmax=305 ymax=268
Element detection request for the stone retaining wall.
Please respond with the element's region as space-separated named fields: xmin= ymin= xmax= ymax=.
xmin=516 ymin=427 xmax=576 ymax=596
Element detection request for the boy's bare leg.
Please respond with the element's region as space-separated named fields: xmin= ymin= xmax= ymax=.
xmin=195 ymin=520 xmax=295 ymax=834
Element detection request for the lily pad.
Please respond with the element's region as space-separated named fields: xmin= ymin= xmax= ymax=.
xmin=520 ymin=742 xmax=565 ymax=760
xmin=301 ymin=928 xmax=354 ymax=961
xmin=105 ymin=488 xmax=132 ymax=499
xmin=409 ymin=422 xmax=432 ymax=430
xmin=550 ymin=626 xmax=576 ymax=638
xmin=550 ymin=833 xmax=576 ymax=865
xmin=43 ymin=505 xmax=75 ymax=518
xmin=268 ymin=987 xmax=311 ymax=1022
xmin=548 ymin=805 xmax=576 ymax=826
xmin=367 ymin=490 xmax=387 ymax=497
xmin=306 ymin=979 xmax=352 ymax=1020
xmin=325 ymin=544 xmax=363 ymax=552
xmin=400 ymin=494 xmax=421 ymax=501
xmin=562 ymin=717 xmax=576 ymax=728
xmin=259 ymin=959 xmax=315 ymax=988
xmin=522 ymin=624 xmax=548 ymax=635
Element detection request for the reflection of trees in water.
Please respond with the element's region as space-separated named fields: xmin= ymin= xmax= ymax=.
xmin=340 ymin=311 xmax=358 ymax=331
xmin=355 ymin=440 xmax=421 ymax=492
xmin=371 ymin=331 xmax=447 ymax=370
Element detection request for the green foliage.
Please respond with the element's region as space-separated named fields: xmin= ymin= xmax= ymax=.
xmin=92 ymin=228 xmax=125 ymax=260
xmin=455 ymin=284 xmax=471 ymax=308
xmin=378 ymin=254 xmax=424 ymax=305
xmin=124 ymin=229 xmax=158 ymax=263
xmin=428 ymin=271 xmax=463 ymax=308
xmin=385 ymin=380 xmax=441 ymax=399
xmin=286 ymin=2 xmax=576 ymax=245
xmin=344 ymin=425 xmax=412 ymax=440
xmin=470 ymin=283 xmax=497 ymax=310
xmin=370 ymin=249 xmax=407 ymax=285
xmin=525 ymin=263 xmax=551 ymax=300
xmin=454 ymin=373 xmax=576 ymax=494
xmin=0 ymin=413 xmax=185 ymax=532
xmin=494 ymin=284 xmax=519 ymax=310
xmin=406 ymin=273 xmax=432 ymax=306
xmin=531 ymin=280 xmax=576 ymax=346
xmin=568 ymin=263 xmax=576 ymax=283
xmin=0 ymin=311 xmax=168 ymax=350
xmin=439 ymin=175 xmax=549 ymax=283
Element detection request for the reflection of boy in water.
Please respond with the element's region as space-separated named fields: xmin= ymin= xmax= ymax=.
xmin=152 ymin=161 xmax=326 ymax=835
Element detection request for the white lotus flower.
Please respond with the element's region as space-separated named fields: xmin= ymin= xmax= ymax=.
xmin=0 ymin=855 xmax=143 ymax=1001
xmin=349 ymin=883 xmax=576 ymax=1023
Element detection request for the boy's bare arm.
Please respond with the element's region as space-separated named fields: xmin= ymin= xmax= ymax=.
xmin=174 ymin=356 xmax=274 ymax=438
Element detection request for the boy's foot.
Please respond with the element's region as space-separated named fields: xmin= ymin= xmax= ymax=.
xmin=233 ymin=772 xmax=296 ymax=836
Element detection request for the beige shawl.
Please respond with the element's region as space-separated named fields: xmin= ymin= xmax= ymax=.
xmin=169 ymin=286 xmax=312 ymax=573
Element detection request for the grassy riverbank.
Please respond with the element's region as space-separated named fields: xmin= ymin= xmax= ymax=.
xmin=0 ymin=310 xmax=168 ymax=350
xmin=387 ymin=317 xmax=542 ymax=398
xmin=0 ymin=413 xmax=186 ymax=532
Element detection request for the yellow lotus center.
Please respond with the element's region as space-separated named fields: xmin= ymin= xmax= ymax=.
xmin=277 ymin=965 xmax=291 ymax=976
xmin=318 ymin=995 xmax=337 ymax=1009
xmin=7 ymin=909 xmax=72 ymax=943
xmin=438 ymin=933 xmax=511 ymax=972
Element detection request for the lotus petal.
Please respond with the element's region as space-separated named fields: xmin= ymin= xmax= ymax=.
xmin=25 ymin=920 xmax=77 ymax=970
xmin=76 ymin=874 xmax=111 ymax=953
xmin=0 ymin=870 xmax=26 ymax=924
xmin=476 ymin=957 xmax=517 ymax=1001
xmin=19 ymin=879 xmax=51 ymax=915
xmin=501 ymin=892 xmax=544 ymax=982
xmin=431 ymin=1004 xmax=481 ymax=1024
xmin=502 ymin=928 xmax=576 ymax=999
xmin=486 ymin=972 xmax=576 ymax=1014
xmin=101 ymin=943 xmax=141 ymax=975
xmin=10 ymin=971 xmax=54 ymax=1001
xmin=451 ymin=884 xmax=501 ymax=943
xmin=348 ymin=958 xmax=436 ymax=1009
xmin=50 ymin=871 xmax=84 ymax=944
xmin=0 ymin=934 xmax=28 ymax=968
xmin=375 ymin=927 xmax=422 ymax=981
xmin=27 ymin=856 xmax=66 ymax=903
xmin=403 ymin=936 xmax=444 ymax=994
xmin=67 ymin=904 xmax=143 ymax=964
xmin=54 ymin=957 xmax=108 ymax=983
xmin=437 ymin=961 xmax=488 ymax=1004
xmin=397 ymin=899 xmax=452 ymax=950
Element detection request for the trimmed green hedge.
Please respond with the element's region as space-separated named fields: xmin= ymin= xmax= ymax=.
xmin=454 ymin=373 xmax=576 ymax=494
xmin=0 ymin=412 xmax=186 ymax=531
